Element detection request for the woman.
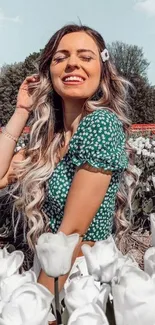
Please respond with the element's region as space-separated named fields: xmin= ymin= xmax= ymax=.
xmin=0 ymin=24 xmax=135 ymax=293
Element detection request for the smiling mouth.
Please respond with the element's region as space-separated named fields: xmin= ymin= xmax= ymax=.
xmin=62 ymin=75 xmax=85 ymax=84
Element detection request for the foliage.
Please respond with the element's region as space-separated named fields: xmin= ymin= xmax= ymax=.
xmin=129 ymin=76 xmax=155 ymax=123
xmin=108 ymin=41 xmax=149 ymax=80
xmin=108 ymin=41 xmax=155 ymax=123
xmin=129 ymin=135 xmax=155 ymax=231
xmin=0 ymin=52 xmax=40 ymax=126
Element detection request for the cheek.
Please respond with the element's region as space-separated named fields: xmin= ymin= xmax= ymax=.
xmin=88 ymin=64 xmax=101 ymax=89
xmin=50 ymin=66 xmax=61 ymax=87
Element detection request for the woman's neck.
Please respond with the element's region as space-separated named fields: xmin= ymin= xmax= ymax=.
xmin=62 ymin=99 xmax=86 ymax=136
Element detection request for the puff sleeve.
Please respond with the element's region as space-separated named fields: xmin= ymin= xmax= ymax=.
xmin=69 ymin=109 xmax=128 ymax=172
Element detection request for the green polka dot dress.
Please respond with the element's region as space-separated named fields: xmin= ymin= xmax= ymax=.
xmin=43 ymin=108 xmax=128 ymax=241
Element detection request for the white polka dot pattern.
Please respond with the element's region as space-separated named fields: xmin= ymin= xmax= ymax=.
xmin=43 ymin=108 xmax=128 ymax=241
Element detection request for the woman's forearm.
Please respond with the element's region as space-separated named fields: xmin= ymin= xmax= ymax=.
xmin=0 ymin=109 xmax=29 ymax=179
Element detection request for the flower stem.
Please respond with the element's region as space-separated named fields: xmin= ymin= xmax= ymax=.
xmin=106 ymin=297 xmax=116 ymax=325
xmin=54 ymin=277 xmax=62 ymax=325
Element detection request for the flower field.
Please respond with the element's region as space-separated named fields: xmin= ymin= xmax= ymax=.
xmin=0 ymin=124 xmax=155 ymax=268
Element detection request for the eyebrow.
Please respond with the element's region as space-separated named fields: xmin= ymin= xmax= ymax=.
xmin=54 ymin=49 xmax=96 ymax=56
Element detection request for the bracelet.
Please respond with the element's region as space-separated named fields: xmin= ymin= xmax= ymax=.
xmin=1 ymin=127 xmax=18 ymax=143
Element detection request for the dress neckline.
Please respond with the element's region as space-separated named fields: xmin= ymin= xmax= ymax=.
xmin=55 ymin=109 xmax=106 ymax=166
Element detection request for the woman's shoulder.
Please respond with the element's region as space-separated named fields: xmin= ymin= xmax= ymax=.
xmin=77 ymin=108 xmax=124 ymax=138
xmin=69 ymin=108 xmax=128 ymax=171
xmin=81 ymin=108 xmax=123 ymax=128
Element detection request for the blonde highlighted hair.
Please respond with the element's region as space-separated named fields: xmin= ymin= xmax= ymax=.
xmin=12 ymin=24 xmax=137 ymax=249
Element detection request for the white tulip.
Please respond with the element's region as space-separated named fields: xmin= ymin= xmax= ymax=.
xmin=0 ymin=283 xmax=53 ymax=325
xmin=144 ymin=247 xmax=155 ymax=276
xmin=81 ymin=236 xmax=118 ymax=283
xmin=36 ymin=232 xmax=79 ymax=277
xmin=67 ymin=303 xmax=109 ymax=325
xmin=137 ymin=136 xmax=145 ymax=143
xmin=136 ymin=148 xmax=142 ymax=155
xmin=0 ymin=249 xmax=8 ymax=260
xmin=142 ymin=149 xmax=150 ymax=156
xmin=152 ymin=140 xmax=155 ymax=146
xmin=0 ymin=270 xmax=36 ymax=303
xmin=150 ymin=213 xmax=155 ymax=246
xmin=32 ymin=253 xmax=42 ymax=279
xmin=65 ymin=275 xmax=110 ymax=316
xmin=0 ymin=249 xmax=24 ymax=281
xmin=145 ymin=143 xmax=152 ymax=149
xmin=112 ymin=265 xmax=155 ymax=325
xmin=138 ymin=143 xmax=145 ymax=149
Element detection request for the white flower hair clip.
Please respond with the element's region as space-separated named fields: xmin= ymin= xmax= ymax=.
xmin=101 ymin=49 xmax=109 ymax=62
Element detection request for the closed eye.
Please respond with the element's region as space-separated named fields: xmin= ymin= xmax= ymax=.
xmin=53 ymin=56 xmax=66 ymax=63
xmin=80 ymin=56 xmax=93 ymax=62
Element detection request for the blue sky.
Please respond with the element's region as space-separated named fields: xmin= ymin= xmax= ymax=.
xmin=0 ymin=0 xmax=155 ymax=85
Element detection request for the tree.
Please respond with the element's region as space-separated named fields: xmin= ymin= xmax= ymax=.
xmin=129 ymin=75 xmax=155 ymax=123
xmin=108 ymin=41 xmax=155 ymax=123
xmin=108 ymin=41 xmax=150 ymax=81
xmin=0 ymin=52 xmax=40 ymax=126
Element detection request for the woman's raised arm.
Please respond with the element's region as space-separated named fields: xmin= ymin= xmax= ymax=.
xmin=0 ymin=75 xmax=39 ymax=180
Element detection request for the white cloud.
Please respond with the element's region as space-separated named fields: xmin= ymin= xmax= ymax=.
xmin=0 ymin=8 xmax=21 ymax=23
xmin=134 ymin=0 xmax=155 ymax=16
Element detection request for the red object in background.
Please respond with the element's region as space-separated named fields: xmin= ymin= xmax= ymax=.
xmin=131 ymin=124 xmax=155 ymax=135
xmin=1 ymin=125 xmax=155 ymax=134
xmin=131 ymin=124 xmax=155 ymax=130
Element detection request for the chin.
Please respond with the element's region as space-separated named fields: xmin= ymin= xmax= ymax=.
xmin=62 ymin=90 xmax=91 ymax=100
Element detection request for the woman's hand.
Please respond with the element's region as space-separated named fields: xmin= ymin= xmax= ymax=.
xmin=16 ymin=74 xmax=40 ymax=113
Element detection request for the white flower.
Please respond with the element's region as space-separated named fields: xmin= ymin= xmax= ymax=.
xmin=145 ymin=138 xmax=150 ymax=145
xmin=138 ymin=136 xmax=146 ymax=143
xmin=112 ymin=265 xmax=155 ymax=325
xmin=0 ymin=249 xmax=24 ymax=281
xmin=81 ymin=236 xmax=118 ymax=283
xmin=0 ymin=283 xmax=53 ymax=325
xmin=136 ymin=148 xmax=142 ymax=155
xmin=145 ymin=143 xmax=152 ymax=149
xmin=150 ymin=214 xmax=155 ymax=246
xmin=0 ymin=249 xmax=8 ymax=260
xmin=152 ymin=140 xmax=155 ymax=146
xmin=142 ymin=149 xmax=150 ymax=156
xmin=67 ymin=303 xmax=109 ymax=325
xmin=150 ymin=152 xmax=155 ymax=158
xmin=144 ymin=247 xmax=155 ymax=277
xmin=36 ymin=232 xmax=79 ymax=277
xmin=138 ymin=143 xmax=145 ymax=149
xmin=65 ymin=275 xmax=110 ymax=316
xmin=0 ymin=270 xmax=36 ymax=305
xmin=152 ymin=176 xmax=155 ymax=188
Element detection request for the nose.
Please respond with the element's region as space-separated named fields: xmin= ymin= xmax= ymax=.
xmin=65 ymin=54 xmax=80 ymax=71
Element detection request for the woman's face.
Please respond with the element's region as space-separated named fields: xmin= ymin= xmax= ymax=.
xmin=50 ymin=32 xmax=101 ymax=101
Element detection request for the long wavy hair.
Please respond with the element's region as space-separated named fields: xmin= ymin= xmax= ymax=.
xmin=12 ymin=24 xmax=137 ymax=249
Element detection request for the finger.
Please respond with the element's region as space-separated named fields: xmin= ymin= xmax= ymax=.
xmin=26 ymin=74 xmax=40 ymax=82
